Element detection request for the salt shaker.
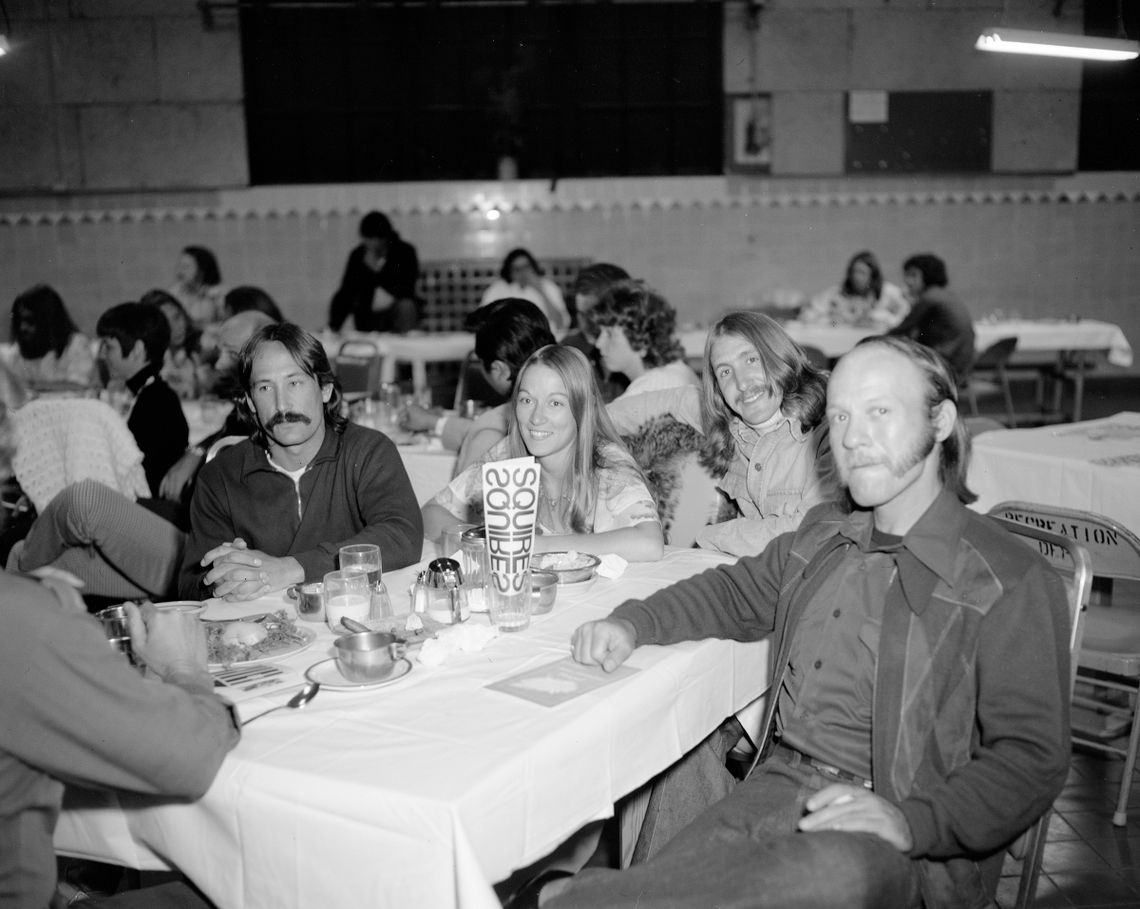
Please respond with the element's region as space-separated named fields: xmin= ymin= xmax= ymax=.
xmin=410 ymin=570 xmax=429 ymax=614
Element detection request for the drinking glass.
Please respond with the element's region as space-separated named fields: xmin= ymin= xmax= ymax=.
xmin=339 ymin=544 xmax=382 ymax=589
xmin=339 ymin=544 xmax=391 ymax=620
xmin=151 ymin=601 xmax=208 ymax=670
xmin=324 ymin=569 xmax=371 ymax=633
xmin=440 ymin=522 xmax=476 ymax=559
xmin=487 ymin=571 xmax=532 ymax=633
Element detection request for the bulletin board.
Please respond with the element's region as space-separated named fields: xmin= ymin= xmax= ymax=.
xmin=845 ymin=91 xmax=993 ymax=174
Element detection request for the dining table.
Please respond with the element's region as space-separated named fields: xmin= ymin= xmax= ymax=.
xmin=680 ymin=318 xmax=1132 ymax=367
xmin=967 ymin=411 xmax=1140 ymax=535
xmin=679 ymin=318 xmax=1133 ymax=422
xmin=54 ymin=546 xmax=770 ymax=909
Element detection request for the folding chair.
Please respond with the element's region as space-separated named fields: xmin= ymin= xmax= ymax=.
xmin=965 ymin=336 xmax=1018 ymax=427
xmin=990 ymin=513 xmax=1092 ymax=908
xmin=990 ymin=501 xmax=1140 ymax=827
xmin=334 ymin=340 xmax=383 ymax=401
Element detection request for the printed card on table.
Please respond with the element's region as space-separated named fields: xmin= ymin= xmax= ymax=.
xmin=486 ymin=656 xmax=639 ymax=707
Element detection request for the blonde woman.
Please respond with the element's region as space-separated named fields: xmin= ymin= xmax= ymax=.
xmin=423 ymin=345 xmax=663 ymax=562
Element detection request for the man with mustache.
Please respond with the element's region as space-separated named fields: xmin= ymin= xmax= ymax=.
xmin=517 ymin=336 xmax=1070 ymax=909
xmin=178 ymin=323 xmax=422 ymax=600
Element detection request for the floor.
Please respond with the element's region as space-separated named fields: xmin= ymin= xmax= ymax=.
xmin=997 ymin=749 xmax=1140 ymax=908
xmin=988 ymin=365 xmax=1140 ymax=907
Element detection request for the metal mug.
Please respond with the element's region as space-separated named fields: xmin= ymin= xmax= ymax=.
xmin=424 ymin=558 xmax=469 ymax=625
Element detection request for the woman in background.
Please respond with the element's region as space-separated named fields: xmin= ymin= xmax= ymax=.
xmin=143 ymin=289 xmax=205 ymax=400
xmin=4 ymin=285 xmax=97 ymax=388
xmin=479 ymin=248 xmax=571 ymax=338
xmin=423 ymin=345 xmax=663 ymax=562
xmin=169 ymin=245 xmax=225 ymax=328
xmin=800 ymin=250 xmax=909 ymax=329
xmin=589 ymin=280 xmax=700 ymax=400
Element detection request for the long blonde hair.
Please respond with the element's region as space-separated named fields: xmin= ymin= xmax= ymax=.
xmin=505 ymin=345 xmax=647 ymax=533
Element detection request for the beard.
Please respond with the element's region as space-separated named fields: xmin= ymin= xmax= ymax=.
xmin=839 ymin=422 xmax=938 ymax=490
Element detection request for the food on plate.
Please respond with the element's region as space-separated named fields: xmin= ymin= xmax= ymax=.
xmin=221 ymin=622 xmax=268 ymax=647
xmin=535 ymin=551 xmax=591 ymax=570
xmin=206 ymin=611 xmax=305 ymax=666
xmin=367 ymin=612 xmax=442 ymax=648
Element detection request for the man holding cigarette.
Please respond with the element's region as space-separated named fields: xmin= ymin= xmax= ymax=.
xmin=522 ymin=337 xmax=1071 ymax=909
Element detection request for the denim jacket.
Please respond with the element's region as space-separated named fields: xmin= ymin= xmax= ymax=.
xmin=607 ymin=386 xmax=837 ymax=557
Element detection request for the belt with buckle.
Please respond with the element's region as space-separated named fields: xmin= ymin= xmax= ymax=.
xmin=771 ymin=741 xmax=873 ymax=790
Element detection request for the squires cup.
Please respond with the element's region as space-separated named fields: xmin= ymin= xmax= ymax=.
xmin=482 ymin=457 xmax=539 ymax=631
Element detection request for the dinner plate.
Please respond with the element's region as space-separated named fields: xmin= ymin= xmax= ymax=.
xmin=304 ymin=657 xmax=413 ymax=692
xmin=206 ymin=624 xmax=316 ymax=670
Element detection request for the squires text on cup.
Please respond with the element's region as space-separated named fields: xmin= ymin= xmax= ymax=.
xmin=483 ymin=459 xmax=539 ymax=595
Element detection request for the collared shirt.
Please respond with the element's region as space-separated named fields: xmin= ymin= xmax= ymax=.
xmin=776 ymin=528 xmax=901 ymax=780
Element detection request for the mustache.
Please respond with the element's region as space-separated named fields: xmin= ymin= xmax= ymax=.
xmin=267 ymin=411 xmax=312 ymax=429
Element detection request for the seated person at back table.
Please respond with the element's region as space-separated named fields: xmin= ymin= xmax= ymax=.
xmin=402 ymin=298 xmax=556 ymax=476
xmin=96 ymin=300 xmax=189 ymax=498
xmin=328 ymin=210 xmax=420 ymax=335
xmin=800 ymin=250 xmax=911 ymax=329
xmin=607 ymin=311 xmax=837 ymax=558
xmin=159 ymin=308 xmax=279 ymax=504
xmin=144 ymin=289 xmax=207 ymax=401
xmin=527 ymin=336 xmax=1072 ymax=909
xmin=561 ymin=262 xmax=632 ymax=403
xmin=479 ymin=248 xmax=571 ymax=339
xmin=589 ymin=280 xmax=700 ymax=401
xmin=4 ymin=284 xmax=98 ymax=389
xmin=423 ymin=345 xmax=664 ymax=563
xmin=889 ymin=252 xmax=976 ymax=386
xmin=11 ymin=312 xmax=281 ymax=601
xmin=179 ymin=323 xmax=422 ymax=600
xmin=169 ymin=244 xmax=225 ymax=329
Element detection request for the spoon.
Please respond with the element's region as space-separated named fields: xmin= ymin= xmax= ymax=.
xmin=341 ymin=617 xmax=371 ymax=634
xmin=241 ymin=681 xmax=320 ymax=726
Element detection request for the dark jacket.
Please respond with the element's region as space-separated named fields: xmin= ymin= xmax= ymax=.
xmin=888 ymin=287 xmax=976 ymax=384
xmin=328 ymin=236 xmax=420 ymax=332
xmin=126 ymin=364 xmax=189 ymax=496
xmin=179 ymin=421 xmax=423 ymax=598
xmin=612 ymin=490 xmax=1071 ymax=909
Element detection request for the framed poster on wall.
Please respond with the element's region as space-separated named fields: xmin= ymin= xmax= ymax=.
xmin=726 ymin=94 xmax=772 ymax=173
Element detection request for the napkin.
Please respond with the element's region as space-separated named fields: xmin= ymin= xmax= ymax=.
xmin=596 ymin=553 xmax=628 ymax=580
xmin=417 ymin=622 xmax=499 ymax=667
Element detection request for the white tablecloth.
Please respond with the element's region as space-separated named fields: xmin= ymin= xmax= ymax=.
xmin=680 ymin=318 xmax=1133 ymax=366
xmin=55 ymin=548 xmax=769 ymax=909
xmin=398 ymin=437 xmax=458 ymax=504
xmin=968 ymin=412 xmax=1140 ymax=534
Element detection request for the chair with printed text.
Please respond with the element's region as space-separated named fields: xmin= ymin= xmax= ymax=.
xmin=990 ymin=501 xmax=1140 ymax=827
xmin=990 ymin=513 xmax=1091 ymax=909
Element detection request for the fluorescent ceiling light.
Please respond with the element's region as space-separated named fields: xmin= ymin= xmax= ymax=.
xmin=0 ymin=35 xmax=9 ymax=56
xmin=976 ymin=27 xmax=1139 ymax=61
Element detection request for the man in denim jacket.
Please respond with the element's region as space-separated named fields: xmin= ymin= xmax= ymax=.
xmin=533 ymin=336 xmax=1070 ymax=909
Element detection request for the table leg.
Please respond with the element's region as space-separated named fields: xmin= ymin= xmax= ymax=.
xmin=379 ymin=356 xmax=396 ymax=386
xmin=412 ymin=361 xmax=428 ymax=399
